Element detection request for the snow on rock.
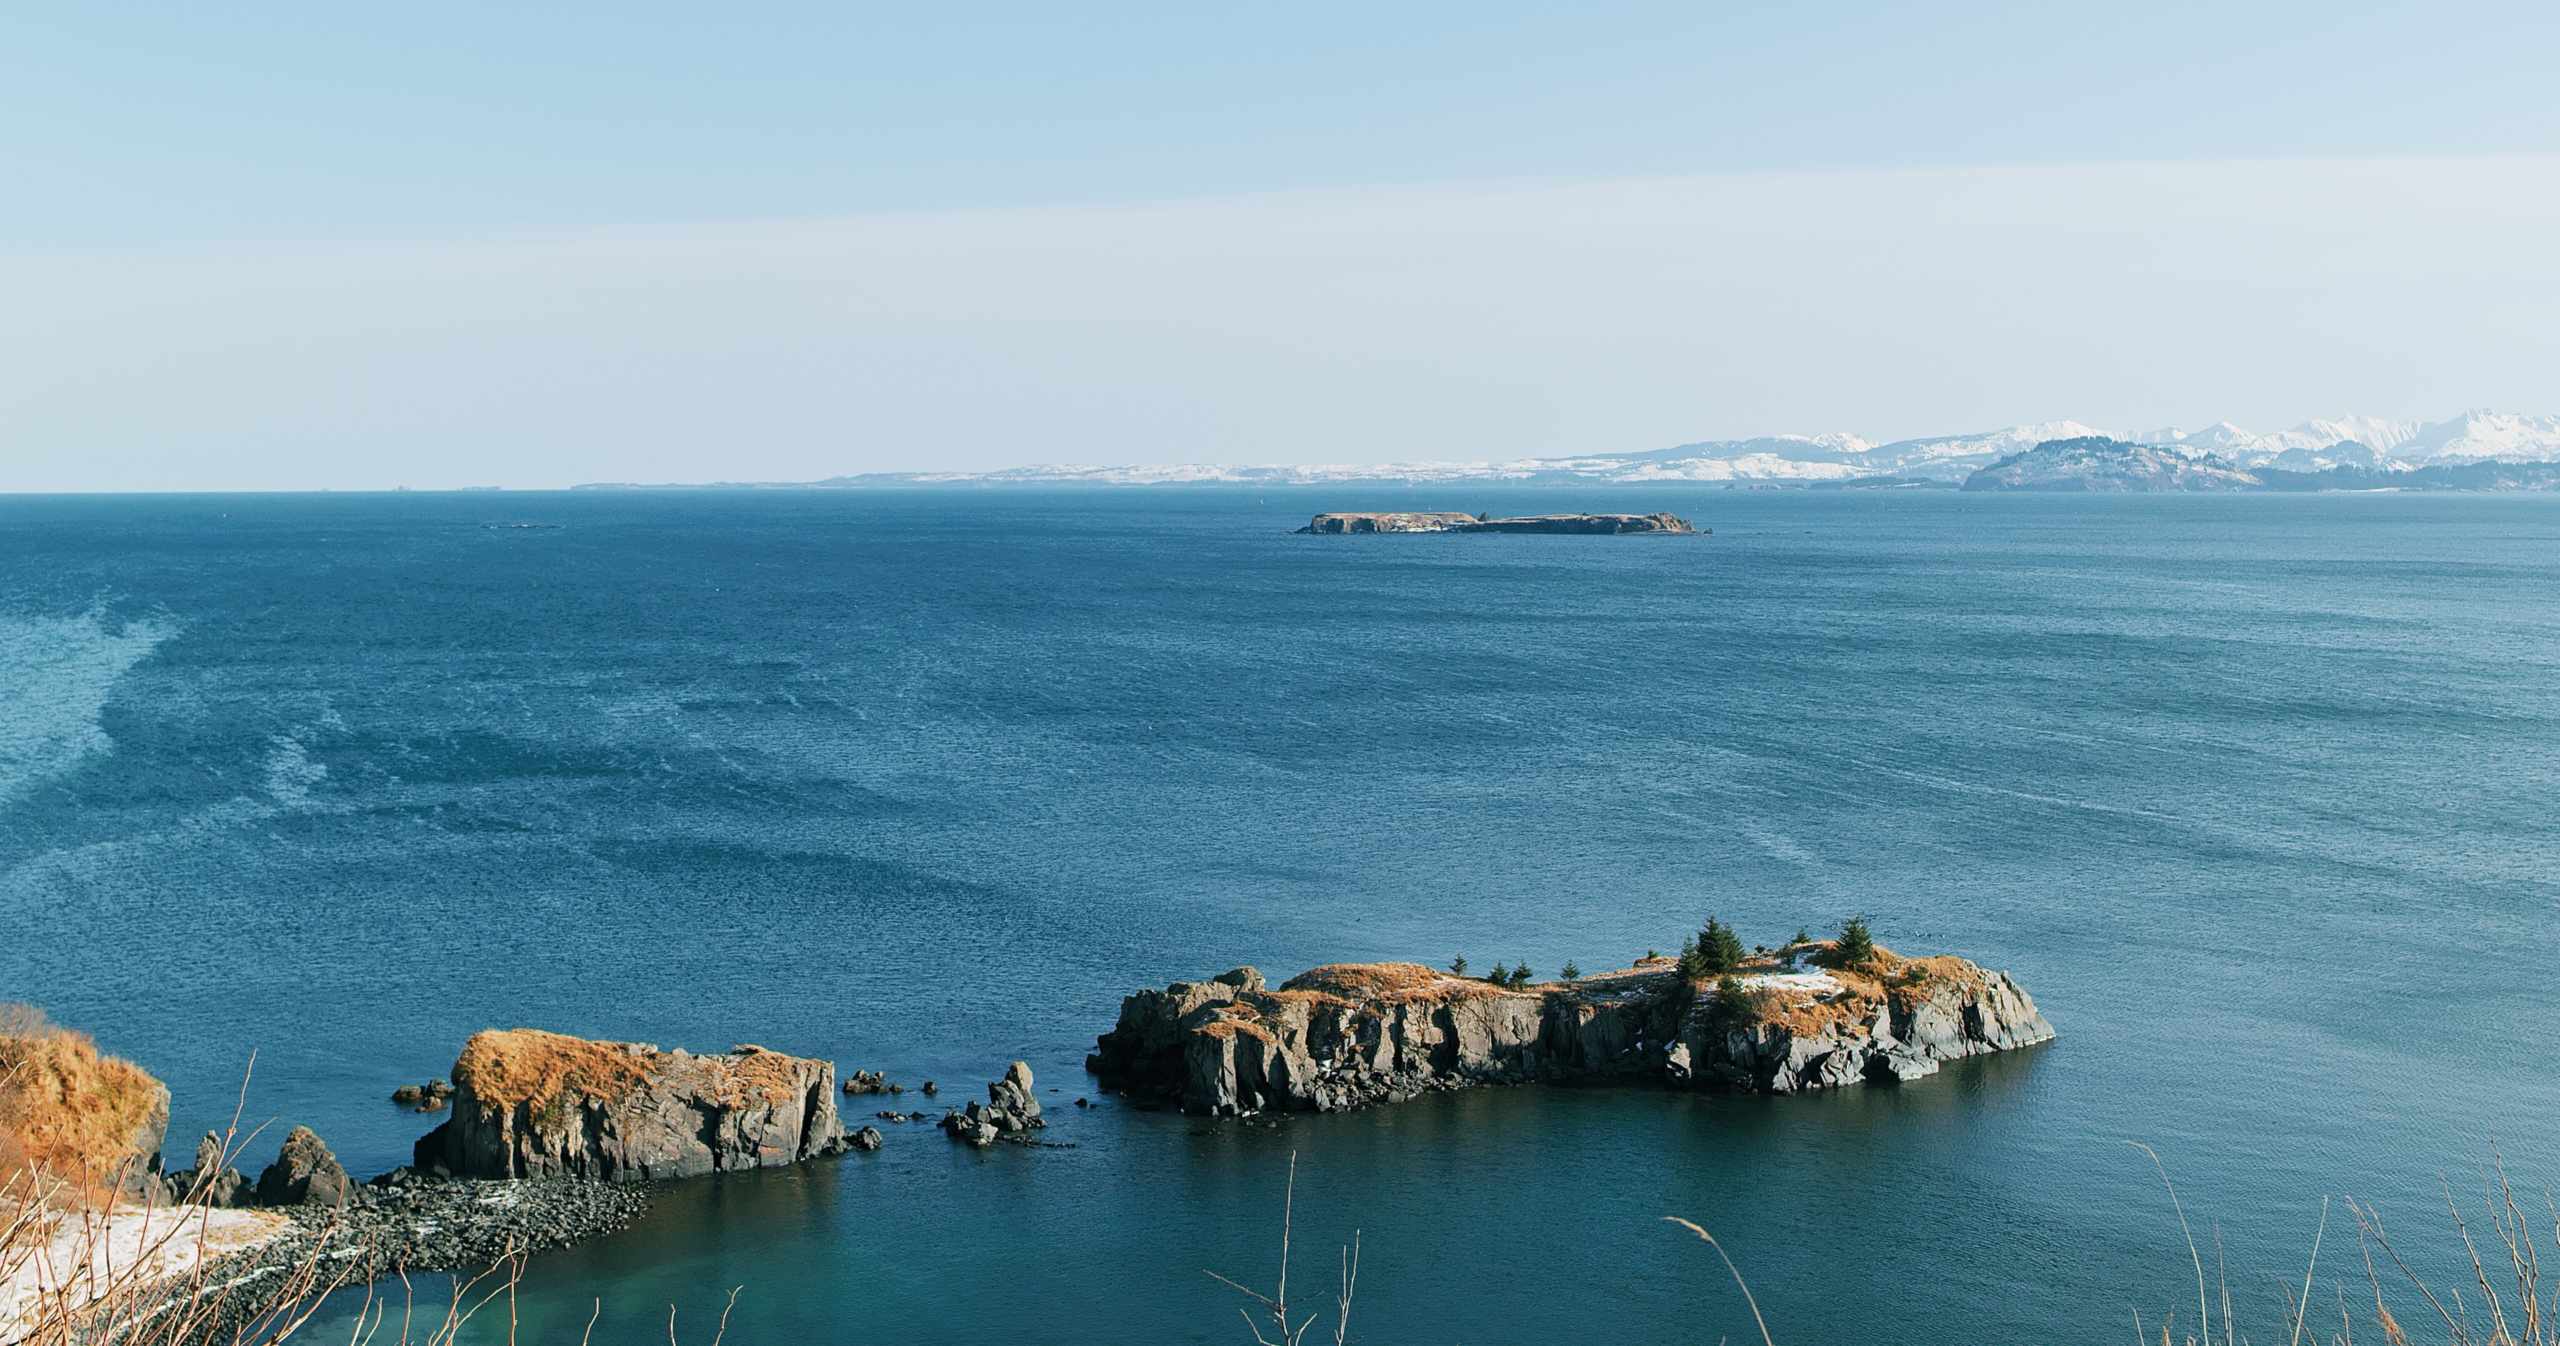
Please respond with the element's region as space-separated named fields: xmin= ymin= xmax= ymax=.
xmin=0 ymin=1202 xmax=290 ymax=1336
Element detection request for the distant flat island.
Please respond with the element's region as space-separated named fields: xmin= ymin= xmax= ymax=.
xmin=1298 ymin=511 xmax=1699 ymax=534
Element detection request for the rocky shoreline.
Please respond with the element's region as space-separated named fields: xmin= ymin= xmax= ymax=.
xmin=259 ymin=1174 xmax=653 ymax=1275
xmin=11 ymin=930 xmax=2047 ymax=1337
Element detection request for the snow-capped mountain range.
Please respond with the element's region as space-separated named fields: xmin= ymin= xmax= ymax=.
xmin=579 ymin=409 xmax=2560 ymax=489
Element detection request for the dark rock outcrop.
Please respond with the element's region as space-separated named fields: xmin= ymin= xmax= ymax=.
xmin=940 ymin=1062 xmax=1045 ymax=1146
xmin=255 ymin=1126 xmax=352 ymax=1207
xmin=163 ymin=1129 xmax=253 ymax=1207
xmin=390 ymin=1079 xmax=455 ymax=1111
xmin=1298 ymin=511 xmax=1698 ymax=535
xmin=411 ymin=1029 xmax=846 ymax=1181
xmin=1454 ymin=511 xmax=1696 ymax=534
xmin=1088 ymin=948 xmax=2052 ymax=1116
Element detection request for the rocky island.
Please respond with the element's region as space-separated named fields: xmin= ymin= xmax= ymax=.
xmin=1086 ymin=926 xmax=2051 ymax=1115
xmin=411 ymin=1029 xmax=849 ymax=1181
xmin=1298 ymin=511 xmax=1698 ymax=534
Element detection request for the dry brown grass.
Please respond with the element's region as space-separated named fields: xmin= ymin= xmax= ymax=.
xmin=0 ymin=1004 xmax=165 ymax=1200
xmin=708 ymin=1047 xmax=809 ymax=1110
xmin=459 ymin=1032 xmax=816 ymax=1119
xmin=1278 ymin=964 xmax=1493 ymax=1004
xmin=452 ymin=1030 xmax=658 ymax=1115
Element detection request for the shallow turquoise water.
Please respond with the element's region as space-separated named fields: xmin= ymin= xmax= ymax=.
xmin=4 ymin=488 xmax=2556 ymax=1343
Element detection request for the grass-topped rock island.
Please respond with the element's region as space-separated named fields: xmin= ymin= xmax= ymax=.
xmin=1085 ymin=920 xmax=2052 ymax=1115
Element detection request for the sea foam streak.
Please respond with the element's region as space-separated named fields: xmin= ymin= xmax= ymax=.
xmin=0 ymin=610 xmax=176 ymax=807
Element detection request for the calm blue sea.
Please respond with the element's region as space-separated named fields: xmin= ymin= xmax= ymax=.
xmin=5 ymin=488 xmax=2557 ymax=1344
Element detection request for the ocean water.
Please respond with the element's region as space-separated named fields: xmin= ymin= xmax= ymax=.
xmin=4 ymin=487 xmax=2557 ymax=1344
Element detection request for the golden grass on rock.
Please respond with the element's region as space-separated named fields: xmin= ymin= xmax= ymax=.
xmin=451 ymin=1029 xmax=658 ymax=1115
xmin=453 ymin=1030 xmax=812 ymax=1120
xmin=1278 ymin=963 xmax=1503 ymax=1006
xmin=0 ymin=1004 xmax=165 ymax=1196
xmin=709 ymin=1045 xmax=814 ymax=1109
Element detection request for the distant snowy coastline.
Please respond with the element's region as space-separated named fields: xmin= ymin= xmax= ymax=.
xmin=574 ymin=409 xmax=2560 ymax=490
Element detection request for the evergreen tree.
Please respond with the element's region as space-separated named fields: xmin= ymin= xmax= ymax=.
xmin=1676 ymin=935 xmax=1707 ymax=981
xmin=1699 ymin=917 xmax=1746 ymax=974
xmin=1449 ymin=955 xmax=1468 ymax=977
xmin=1487 ymin=961 xmax=1508 ymax=984
xmin=1509 ymin=962 xmax=1533 ymax=987
xmin=1561 ymin=961 xmax=1581 ymax=981
xmin=1834 ymin=915 xmax=1876 ymax=966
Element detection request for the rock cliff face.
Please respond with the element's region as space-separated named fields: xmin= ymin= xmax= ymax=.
xmin=1298 ymin=512 xmax=1697 ymax=535
xmin=413 ymin=1030 xmax=846 ymax=1181
xmin=1299 ymin=512 xmax=1481 ymax=533
xmin=1087 ymin=948 xmax=2051 ymax=1115
xmin=1457 ymin=512 xmax=1697 ymax=534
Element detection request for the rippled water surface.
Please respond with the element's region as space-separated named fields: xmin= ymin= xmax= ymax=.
xmin=4 ymin=488 xmax=2557 ymax=1343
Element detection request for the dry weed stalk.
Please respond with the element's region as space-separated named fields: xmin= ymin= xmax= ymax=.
xmin=1662 ymin=1217 xmax=1776 ymax=1346
xmin=1205 ymin=1153 xmax=1360 ymax=1346
xmin=2131 ymin=1140 xmax=2560 ymax=1346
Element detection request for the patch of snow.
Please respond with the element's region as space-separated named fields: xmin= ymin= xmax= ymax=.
xmin=1737 ymin=970 xmax=1842 ymax=997
xmin=2 ymin=1202 xmax=290 ymax=1338
xmin=2396 ymin=410 xmax=2560 ymax=464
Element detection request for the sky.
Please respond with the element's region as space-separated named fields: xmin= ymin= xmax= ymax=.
xmin=5 ymin=2 xmax=2560 ymax=489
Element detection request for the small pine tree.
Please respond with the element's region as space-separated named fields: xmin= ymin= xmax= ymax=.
xmin=1561 ymin=961 xmax=1581 ymax=981
xmin=1791 ymin=928 xmax=1811 ymax=947
xmin=1676 ymin=935 xmax=1707 ymax=981
xmin=1510 ymin=962 xmax=1533 ymax=987
xmin=1699 ymin=917 xmax=1746 ymax=974
xmin=1711 ymin=975 xmax=1754 ymax=1020
xmin=1645 ymin=949 xmax=1658 ymax=961
xmin=1835 ymin=916 xmax=1876 ymax=967
xmin=1450 ymin=955 xmax=1468 ymax=977
xmin=1487 ymin=961 xmax=1508 ymax=984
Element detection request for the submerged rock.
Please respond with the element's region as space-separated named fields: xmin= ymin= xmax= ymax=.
xmin=412 ymin=1030 xmax=847 ymax=1181
xmin=1088 ymin=946 xmax=2052 ymax=1116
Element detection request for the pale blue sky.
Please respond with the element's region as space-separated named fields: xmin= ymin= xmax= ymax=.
xmin=5 ymin=4 xmax=2559 ymax=487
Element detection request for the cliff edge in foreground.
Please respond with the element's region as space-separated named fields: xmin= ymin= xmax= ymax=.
xmin=1086 ymin=941 xmax=2051 ymax=1116
xmin=414 ymin=1030 xmax=846 ymax=1180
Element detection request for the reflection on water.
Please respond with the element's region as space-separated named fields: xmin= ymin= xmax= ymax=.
xmin=412 ymin=1053 xmax=2083 ymax=1344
